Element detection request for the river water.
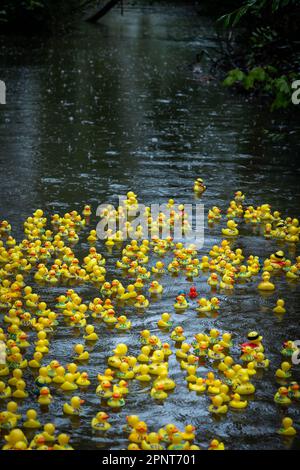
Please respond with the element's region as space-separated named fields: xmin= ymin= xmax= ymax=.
xmin=0 ymin=2 xmax=300 ymax=450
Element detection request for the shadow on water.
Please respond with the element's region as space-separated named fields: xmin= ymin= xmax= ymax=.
xmin=0 ymin=2 xmax=300 ymax=450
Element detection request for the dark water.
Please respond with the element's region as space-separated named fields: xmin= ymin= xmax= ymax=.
xmin=1 ymin=3 xmax=300 ymax=450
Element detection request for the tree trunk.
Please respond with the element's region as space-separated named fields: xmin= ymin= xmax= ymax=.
xmin=85 ymin=0 xmax=121 ymax=23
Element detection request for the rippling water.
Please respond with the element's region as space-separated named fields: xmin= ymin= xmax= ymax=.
xmin=1 ymin=2 xmax=300 ymax=450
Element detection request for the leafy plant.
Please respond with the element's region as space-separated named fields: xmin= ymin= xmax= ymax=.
xmin=223 ymin=66 xmax=293 ymax=110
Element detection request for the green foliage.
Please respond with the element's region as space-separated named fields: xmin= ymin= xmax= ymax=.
xmin=218 ymin=0 xmax=300 ymax=27
xmin=223 ymin=66 xmax=293 ymax=110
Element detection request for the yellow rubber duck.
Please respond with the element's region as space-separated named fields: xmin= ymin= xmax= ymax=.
xmin=73 ymin=343 xmax=89 ymax=362
xmin=153 ymin=369 xmax=176 ymax=390
xmin=193 ymin=178 xmax=206 ymax=194
xmin=91 ymin=412 xmax=111 ymax=431
xmin=107 ymin=389 xmax=126 ymax=408
xmin=2 ymin=428 xmax=28 ymax=450
xmin=152 ymin=261 xmax=165 ymax=274
xmin=274 ymin=387 xmax=291 ymax=406
xmin=157 ymin=312 xmax=173 ymax=330
xmin=174 ymin=294 xmax=189 ymax=312
xmin=96 ymin=380 xmax=112 ymax=399
xmin=252 ymin=352 xmax=269 ymax=369
xmin=136 ymin=365 xmax=151 ymax=382
xmin=137 ymin=345 xmax=151 ymax=364
xmin=97 ymin=368 xmax=114 ymax=382
xmin=108 ymin=343 xmax=128 ymax=368
xmin=208 ymin=344 xmax=225 ymax=361
xmin=83 ymin=324 xmax=99 ymax=341
xmin=222 ymin=220 xmax=239 ymax=237
xmin=170 ymin=326 xmax=186 ymax=343
xmin=189 ymin=377 xmax=206 ymax=393
xmin=181 ymin=424 xmax=196 ymax=441
xmin=134 ymin=294 xmax=149 ymax=309
xmin=53 ymin=433 xmax=73 ymax=450
xmin=209 ymin=395 xmax=228 ymax=414
xmin=150 ymin=384 xmax=168 ymax=400
xmin=123 ymin=414 xmax=140 ymax=433
xmin=0 ymin=381 xmax=11 ymax=399
xmin=275 ymin=362 xmax=292 ymax=379
xmin=38 ymin=387 xmax=52 ymax=406
xmin=148 ymin=280 xmax=163 ymax=295
xmin=273 ymin=299 xmax=286 ymax=314
xmin=0 ymin=401 xmax=21 ymax=429
xmin=278 ymin=417 xmax=297 ymax=436
xmin=176 ymin=343 xmax=191 ymax=360
xmin=42 ymin=423 xmax=56 ymax=442
xmin=207 ymin=273 xmax=219 ymax=289
xmin=76 ymin=372 xmax=91 ymax=387
xmin=129 ymin=421 xmax=148 ymax=443
xmin=141 ymin=432 xmax=164 ymax=450
xmin=63 ymin=396 xmax=85 ymax=415
xmin=230 ymin=393 xmax=248 ymax=409
xmin=257 ymin=271 xmax=275 ymax=291
xmin=115 ymin=315 xmax=131 ymax=331
xmin=168 ymin=432 xmax=189 ymax=450
xmin=24 ymin=409 xmax=41 ymax=429
xmin=233 ymin=373 xmax=255 ymax=395
xmin=12 ymin=379 xmax=28 ymax=399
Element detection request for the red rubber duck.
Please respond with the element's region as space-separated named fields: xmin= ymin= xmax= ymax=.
xmin=189 ymin=287 xmax=198 ymax=299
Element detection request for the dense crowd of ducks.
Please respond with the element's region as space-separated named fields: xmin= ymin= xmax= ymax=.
xmin=0 ymin=184 xmax=299 ymax=450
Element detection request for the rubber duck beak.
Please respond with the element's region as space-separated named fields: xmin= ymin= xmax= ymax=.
xmin=80 ymin=399 xmax=85 ymax=404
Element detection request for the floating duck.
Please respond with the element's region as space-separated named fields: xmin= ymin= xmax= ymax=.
xmin=207 ymin=273 xmax=219 ymax=289
xmin=149 ymin=281 xmax=163 ymax=295
xmin=91 ymin=412 xmax=111 ymax=431
xmin=170 ymin=326 xmax=186 ymax=343
xmin=38 ymin=387 xmax=52 ymax=406
xmin=189 ymin=377 xmax=206 ymax=393
xmin=129 ymin=421 xmax=148 ymax=443
xmin=115 ymin=315 xmax=131 ymax=331
xmin=193 ymin=178 xmax=206 ymax=194
xmin=63 ymin=396 xmax=85 ymax=415
xmin=150 ymin=384 xmax=168 ymax=401
xmin=107 ymin=390 xmax=126 ymax=408
xmin=208 ymin=439 xmax=225 ymax=450
xmin=134 ymin=295 xmax=149 ymax=309
xmin=275 ymin=362 xmax=292 ymax=380
xmin=273 ymin=299 xmax=286 ymax=314
xmin=73 ymin=343 xmax=89 ymax=362
xmin=258 ymin=271 xmax=275 ymax=291
xmin=222 ymin=220 xmax=239 ymax=237
xmin=274 ymin=387 xmax=291 ymax=406
xmin=168 ymin=432 xmax=189 ymax=450
xmin=141 ymin=432 xmax=164 ymax=450
xmin=278 ymin=417 xmax=297 ymax=436
xmin=53 ymin=433 xmax=73 ymax=450
xmin=2 ymin=428 xmax=28 ymax=450
xmin=281 ymin=340 xmax=299 ymax=358
xmin=76 ymin=372 xmax=91 ymax=387
xmin=136 ymin=365 xmax=151 ymax=382
xmin=230 ymin=393 xmax=248 ymax=409
xmin=174 ymin=294 xmax=189 ymax=312
xmin=83 ymin=324 xmax=99 ymax=341
xmin=0 ymin=381 xmax=11 ymax=399
xmin=157 ymin=312 xmax=173 ymax=330
xmin=209 ymin=395 xmax=228 ymax=414
xmin=24 ymin=409 xmax=41 ymax=429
